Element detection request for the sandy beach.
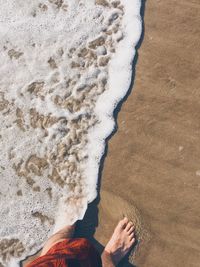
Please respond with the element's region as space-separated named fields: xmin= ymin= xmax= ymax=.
xmin=21 ymin=0 xmax=200 ymax=266
xmin=94 ymin=0 xmax=200 ymax=266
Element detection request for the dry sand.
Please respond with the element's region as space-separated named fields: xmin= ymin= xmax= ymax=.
xmin=94 ymin=0 xmax=200 ymax=266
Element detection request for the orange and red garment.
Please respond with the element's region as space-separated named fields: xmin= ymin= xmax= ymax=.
xmin=26 ymin=238 xmax=102 ymax=267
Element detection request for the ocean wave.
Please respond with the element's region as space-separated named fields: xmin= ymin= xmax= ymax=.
xmin=0 ymin=0 xmax=142 ymax=266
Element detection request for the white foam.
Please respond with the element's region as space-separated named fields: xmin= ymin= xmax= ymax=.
xmin=85 ymin=0 xmax=142 ymax=187
xmin=0 ymin=0 xmax=142 ymax=266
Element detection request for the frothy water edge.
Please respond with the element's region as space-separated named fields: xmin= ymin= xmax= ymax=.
xmin=0 ymin=0 xmax=142 ymax=266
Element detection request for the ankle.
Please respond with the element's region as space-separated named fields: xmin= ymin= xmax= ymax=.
xmin=103 ymin=249 xmax=112 ymax=257
xmin=102 ymin=250 xmax=116 ymax=267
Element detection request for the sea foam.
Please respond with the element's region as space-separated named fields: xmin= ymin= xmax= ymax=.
xmin=0 ymin=0 xmax=142 ymax=266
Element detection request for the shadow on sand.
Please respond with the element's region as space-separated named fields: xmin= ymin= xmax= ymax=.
xmin=75 ymin=1 xmax=146 ymax=266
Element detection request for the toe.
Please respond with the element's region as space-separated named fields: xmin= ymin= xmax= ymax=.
xmin=129 ymin=232 xmax=135 ymax=240
xmin=128 ymin=226 xmax=134 ymax=234
xmin=123 ymin=216 xmax=129 ymax=224
xmin=130 ymin=238 xmax=135 ymax=244
xmin=119 ymin=217 xmax=128 ymax=229
xmin=125 ymin=221 xmax=134 ymax=231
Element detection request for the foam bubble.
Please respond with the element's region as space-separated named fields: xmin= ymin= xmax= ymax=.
xmin=0 ymin=0 xmax=142 ymax=266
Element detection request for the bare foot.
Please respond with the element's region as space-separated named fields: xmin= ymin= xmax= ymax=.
xmin=104 ymin=217 xmax=135 ymax=265
xmin=40 ymin=224 xmax=75 ymax=256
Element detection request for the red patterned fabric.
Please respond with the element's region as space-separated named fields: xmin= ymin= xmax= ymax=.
xmin=26 ymin=238 xmax=102 ymax=267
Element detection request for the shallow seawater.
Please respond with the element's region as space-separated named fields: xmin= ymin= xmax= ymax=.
xmin=0 ymin=0 xmax=142 ymax=266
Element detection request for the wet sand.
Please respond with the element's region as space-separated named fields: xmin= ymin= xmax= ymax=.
xmin=95 ymin=0 xmax=200 ymax=266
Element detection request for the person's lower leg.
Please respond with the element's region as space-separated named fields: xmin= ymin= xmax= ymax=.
xmin=40 ymin=224 xmax=75 ymax=256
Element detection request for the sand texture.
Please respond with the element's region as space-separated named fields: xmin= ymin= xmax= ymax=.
xmin=95 ymin=0 xmax=200 ymax=266
xmin=0 ymin=1 xmax=143 ymax=265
